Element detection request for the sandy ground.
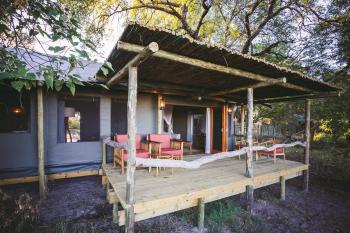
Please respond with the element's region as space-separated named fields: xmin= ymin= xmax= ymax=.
xmin=2 ymin=162 xmax=350 ymax=233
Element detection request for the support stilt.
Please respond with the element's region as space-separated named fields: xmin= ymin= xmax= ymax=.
xmin=113 ymin=203 xmax=119 ymax=224
xmin=125 ymin=66 xmax=138 ymax=233
xmin=198 ymin=198 xmax=205 ymax=232
xmin=280 ymin=176 xmax=286 ymax=200
xmin=246 ymin=88 xmax=254 ymax=211
xmin=37 ymin=85 xmax=47 ymax=200
xmin=304 ymin=99 xmax=311 ymax=192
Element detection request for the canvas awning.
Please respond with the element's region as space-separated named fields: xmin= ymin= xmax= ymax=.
xmin=101 ymin=23 xmax=339 ymax=103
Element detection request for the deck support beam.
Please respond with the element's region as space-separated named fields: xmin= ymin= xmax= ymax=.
xmin=37 ymin=85 xmax=47 ymax=200
xmin=197 ymin=198 xmax=205 ymax=232
xmin=125 ymin=66 xmax=138 ymax=233
xmin=246 ymin=88 xmax=254 ymax=211
xmin=304 ymin=99 xmax=311 ymax=192
xmin=280 ymin=176 xmax=286 ymax=200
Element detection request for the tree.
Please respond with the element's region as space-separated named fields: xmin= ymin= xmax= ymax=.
xmin=0 ymin=0 xmax=112 ymax=95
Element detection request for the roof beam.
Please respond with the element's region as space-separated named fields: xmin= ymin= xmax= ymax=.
xmin=118 ymin=41 xmax=313 ymax=93
xmin=106 ymin=42 xmax=159 ymax=86
xmin=255 ymin=91 xmax=341 ymax=103
xmin=209 ymin=78 xmax=287 ymax=96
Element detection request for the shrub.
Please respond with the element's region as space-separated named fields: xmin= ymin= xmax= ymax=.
xmin=0 ymin=188 xmax=39 ymax=233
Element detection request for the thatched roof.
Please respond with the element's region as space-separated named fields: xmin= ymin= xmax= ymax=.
xmin=103 ymin=23 xmax=339 ymax=103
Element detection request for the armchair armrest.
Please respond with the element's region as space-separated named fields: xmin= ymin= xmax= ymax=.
xmin=140 ymin=140 xmax=150 ymax=151
xmin=170 ymin=139 xmax=184 ymax=150
xmin=148 ymin=140 xmax=161 ymax=155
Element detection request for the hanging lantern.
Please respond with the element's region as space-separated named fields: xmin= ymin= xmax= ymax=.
xmin=10 ymin=106 xmax=25 ymax=115
xmin=159 ymin=97 xmax=165 ymax=110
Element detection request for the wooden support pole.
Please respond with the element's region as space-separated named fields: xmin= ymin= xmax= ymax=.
xmin=209 ymin=78 xmax=287 ymax=96
xmin=240 ymin=105 xmax=245 ymax=141
xmin=246 ymin=88 xmax=254 ymax=211
xmin=280 ymin=176 xmax=286 ymax=200
xmin=107 ymin=42 xmax=159 ymax=86
xmin=205 ymin=108 xmax=211 ymax=154
xmin=113 ymin=203 xmax=119 ymax=224
xmin=222 ymin=104 xmax=228 ymax=152
xmin=125 ymin=66 xmax=138 ymax=233
xmin=118 ymin=41 xmax=314 ymax=93
xmin=102 ymin=142 xmax=106 ymax=165
xmin=210 ymin=108 xmax=214 ymax=153
xmin=197 ymin=198 xmax=205 ymax=232
xmin=304 ymin=99 xmax=311 ymax=192
xmin=37 ymin=86 xmax=47 ymax=200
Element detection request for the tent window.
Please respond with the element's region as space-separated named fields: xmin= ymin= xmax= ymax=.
xmin=58 ymin=96 xmax=100 ymax=143
xmin=0 ymin=88 xmax=30 ymax=133
xmin=111 ymin=99 xmax=127 ymax=135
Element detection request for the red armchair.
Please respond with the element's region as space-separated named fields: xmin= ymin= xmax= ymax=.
xmin=114 ymin=134 xmax=150 ymax=174
xmin=147 ymin=134 xmax=184 ymax=160
xmin=257 ymin=139 xmax=285 ymax=163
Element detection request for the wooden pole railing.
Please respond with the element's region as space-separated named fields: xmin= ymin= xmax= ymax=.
xmin=134 ymin=141 xmax=305 ymax=169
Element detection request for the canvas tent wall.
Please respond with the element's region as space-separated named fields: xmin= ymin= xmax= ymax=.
xmin=0 ymin=88 xmax=158 ymax=179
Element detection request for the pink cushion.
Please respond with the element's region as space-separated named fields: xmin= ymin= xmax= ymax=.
xmin=275 ymin=147 xmax=284 ymax=154
xmin=259 ymin=147 xmax=284 ymax=154
xmin=148 ymin=134 xmax=170 ymax=148
xmin=161 ymin=148 xmax=183 ymax=156
xmin=115 ymin=134 xmax=141 ymax=150
xmin=123 ymin=149 xmax=150 ymax=161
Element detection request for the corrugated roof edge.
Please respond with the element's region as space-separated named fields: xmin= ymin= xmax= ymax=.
xmin=2 ymin=46 xmax=102 ymax=83
xmin=121 ymin=21 xmax=340 ymax=91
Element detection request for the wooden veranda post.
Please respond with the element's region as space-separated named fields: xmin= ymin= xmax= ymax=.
xmin=125 ymin=66 xmax=138 ymax=232
xmin=197 ymin=198 xmax=205 ymax=232
xmin=240 ymin=105 xmax=245 ymax=141
xmin=37 ymin=85 xmax=47 ymax=199
xmin=246 ymin=88 xmax=254 ymax=211
xmin=304 ymin=99 xmax=311 ymax=192
xmin=112 ymin=42 xmax=158 ymax=233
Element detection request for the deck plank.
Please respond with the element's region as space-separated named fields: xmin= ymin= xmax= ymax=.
xmin=102 ymin=155 xmax=307 ymax=225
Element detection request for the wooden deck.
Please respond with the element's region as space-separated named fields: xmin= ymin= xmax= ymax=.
xmin=102 ymin=155 xmax=308 ymax=226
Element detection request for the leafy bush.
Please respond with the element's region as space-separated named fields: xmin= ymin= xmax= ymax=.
xmin=0 ymin=189 xmax=39 ymax=233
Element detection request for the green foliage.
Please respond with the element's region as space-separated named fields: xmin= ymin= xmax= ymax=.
xmin=206 ymin=199 xmax=264 ymax=233
xmin=0 ymin=0 xmax=112 ymax=95
xmin=0 ymin=189 xmax=39 ymax=233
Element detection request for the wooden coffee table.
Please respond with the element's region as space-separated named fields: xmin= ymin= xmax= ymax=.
xmin=150 ymin=153 xmax=174 ymax=176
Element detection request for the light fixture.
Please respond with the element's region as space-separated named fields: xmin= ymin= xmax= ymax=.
xmin=159 ymin=97 xmax=165 ymax=110
xmin=227 ymin=107 xmax=233 ymax=113
xmin=10 ymin=106 xmax=25 ymax=115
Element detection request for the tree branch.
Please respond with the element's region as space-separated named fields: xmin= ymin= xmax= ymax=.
xmin=252 ymin=40 xmax=293 ymax=56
